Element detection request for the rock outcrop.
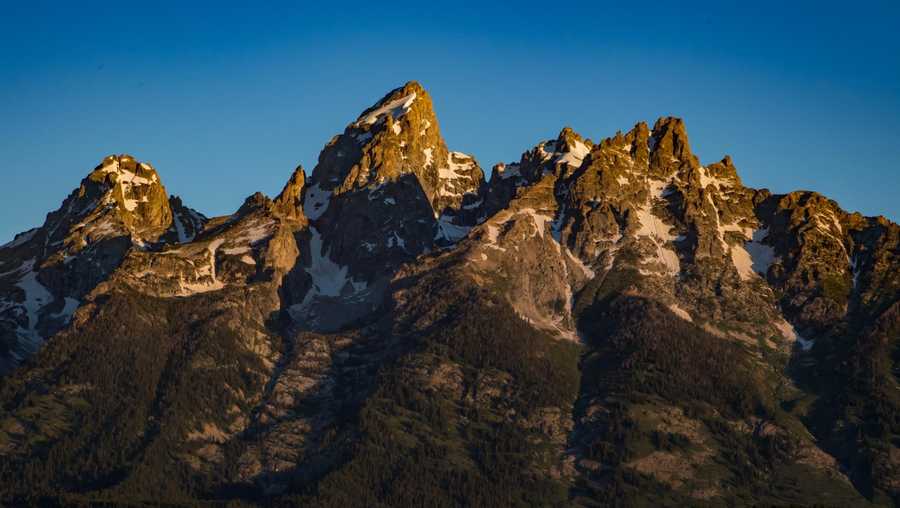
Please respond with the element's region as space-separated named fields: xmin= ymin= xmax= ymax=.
xmin=0 ymin=154 xmax=177 ymax=372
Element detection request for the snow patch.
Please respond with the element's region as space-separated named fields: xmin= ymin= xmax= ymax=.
xmin=304 ymin=183 xmax=333 ymax=220
xmin=358 ymin=92 xmax=417 ymax=126
xmin=437 ymin=153 xmax=477 ymax=198
xmin=555 ymin=140 xmax=590 ymax=168
xmin=730 ymin=244 xmax=755 ymax=280
xmin=496 ymin=163 xmax=521 ymax=180
xmin=1 ymin=228 xmax=39 ymax=250
xmin=186 ymin=209 xmax=206 ymax=235
xmin=172 ymin=212 xmax=189 ymax=243
xmin=387 ymin=232 xmax=406 ymax=250
xmin=14 ymin=260 xmax=53 ymax=347
xmin=176 ymin=239 xmax=226 ymax=295
xmin=482 ymin=223 xmax=506 ymax=251
xmin=731 ymin=228 xmax=776 ymax=280
xmin=669 ymin=304 xmax=693 ymax=322
xmin=179 ymin=279 xmax=226 ymax=295
xmin=539 ymin=141 xmax=558 ymax=161
xmin=101 ymin=165 xmax=155 ymax=187
xmin=171 ymin=207 xmax=204 ymax=244
xmin=776 ymin=319 xmax=814 ymax=351
xmin=440 ymin=152 xmax=473 ymax=180
xmin=809 ymin=210 xmax=848 ymax=257
xmin=222 ymin=246 xmax=251 ymax=255
xmin=462 ymin=199 xmax=483 ymax=210
xmin=634 ymin=180 xmax=680 ymax=275
xmin=288 ymin=227 xmax=371 ymax=326
xmin=565 ymin=249 xmax=595 ymax=279
xmin=698 ymin=166 xmax=730 ymax=190
xmin=435 ymin=216 xmax=472 ymax=243
xmin=230 ymin=221 xmax=274 ymax=247
xmin=51 ymin=297 xmax=80 ymax=323
xmin=520 ymin=208 xmax=553 ymax=239
xmin=634 ymin=208 xmax=677 ymax=242
xmin=305 ymin=229 xmax=349 ymax=296
xmin=746 ymin=229 xmax=776 ymax=275
xmin=720 ymin=222 xmax=753 ymax=238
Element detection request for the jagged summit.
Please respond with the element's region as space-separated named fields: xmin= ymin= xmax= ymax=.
xmin=648 ymin=116 xmax=699 ymax=173
xmin=307 ymin=81 xmax=483 ymax=214
xmin=273 ymin=82 xmax=489 ymax=330
xmin=0 ymin=154 xmax=178 ymax=372
xmin=488 ymin=127 xmax=591 ymax=182
xmin=1 ymin=152 xmax=180 ymax=266
xmin=273 ymin=165 xmax=308 ymax=222
xmin=555 ymin=126 xmax=591 ymax=150
xmin=74 ymin=153 xmax=173 ymax=243
xmin=292 ymin=82 xmax=485 ymax=317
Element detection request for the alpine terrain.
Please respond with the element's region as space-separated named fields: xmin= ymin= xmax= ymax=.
xmin=1 ymin=81 xmax=898 ymax=507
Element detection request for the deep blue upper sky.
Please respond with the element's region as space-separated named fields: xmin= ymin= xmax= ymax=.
xmin=2 ymin=1 xmax=899 ymax=242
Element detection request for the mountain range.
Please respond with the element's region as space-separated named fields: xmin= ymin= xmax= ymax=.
xmin=1 ymin=81 xmax=898 ymax=507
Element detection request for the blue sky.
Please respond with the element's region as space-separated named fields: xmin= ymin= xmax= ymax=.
xmin=2 ymin=1 xmax=899 ymax=242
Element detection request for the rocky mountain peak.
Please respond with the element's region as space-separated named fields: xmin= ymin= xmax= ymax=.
xmin=649 ymin=116 xmax=699 ymax=175
xmin=556 ymin=126 xmax=590 ymax=152
xmin=78 ymin=154 xmax=173 ymax=241
xmin=0 ymin=154 xmax=179 ymax=372
xmin=310 ymin=81 xmax=442 ymax=192
xmin=499 ymin=127 xmax=593 ymax=183
xmin=308 ymin=82 xmax=481 ymax=217
xmin=228 ymin=173 xmax=309 ymax=229
xmin=273 ymin=166 xmax=308 ymax=223
xmin=703 ymin=155 xmax=742 ymax=186
xmin=282 ymin=82 xmax=488 ymax=331
xmin=299 ymin=82 xmax=486 ymax=272
xmin=527 ymin=127 xmax=594 ymax=179
xmin=235 ymin=192 xmax=273 ymax=216
xmin=480 ymin=127 xmax=593 ymax=220
xmin=0 ymin=154 xmax=181 ymax=266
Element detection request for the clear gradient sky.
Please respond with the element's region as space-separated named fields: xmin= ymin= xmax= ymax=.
xmin=2 ymin=1 xmax=899 ymax=242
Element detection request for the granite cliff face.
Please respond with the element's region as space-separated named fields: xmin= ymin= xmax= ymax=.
xmin=0 ymin=82 xmax=898 ymax=506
